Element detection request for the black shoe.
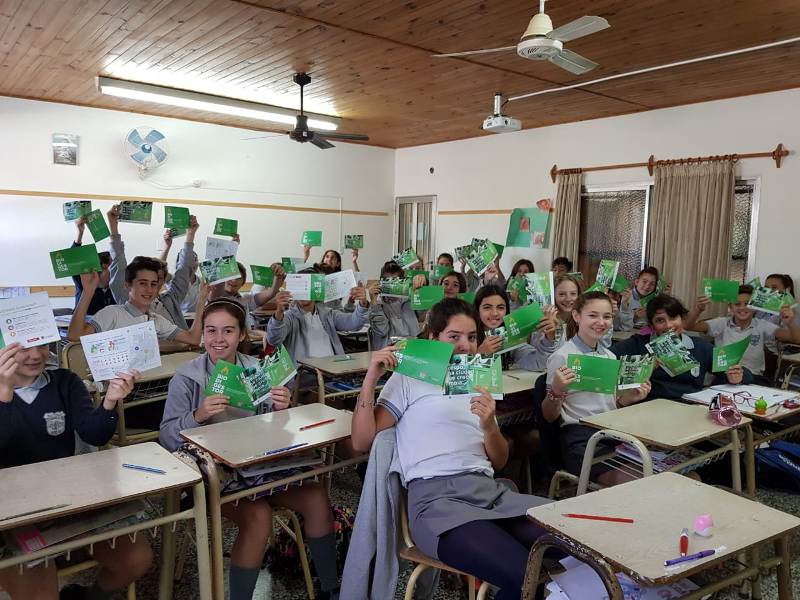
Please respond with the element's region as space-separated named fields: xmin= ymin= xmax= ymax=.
xmin=59 ymin=584 xmax=89 ymax=600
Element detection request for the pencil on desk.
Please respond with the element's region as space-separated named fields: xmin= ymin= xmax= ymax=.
xmin=299 ymin=418 xmax=336 ymax=431
xmin=122 ymin=463 xmax=166 ymax=475
xmin=562 ymin=513 xmax=634 ymax=524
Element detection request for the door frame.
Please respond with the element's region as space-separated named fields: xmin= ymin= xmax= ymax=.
xmin=393 ymin=195 xmax=438 ymax=264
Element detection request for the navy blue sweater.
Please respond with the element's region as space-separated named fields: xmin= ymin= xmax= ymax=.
xmin=610 ymin=333 xmax=753 ymax=400
xmin=0 ymin=369 xmax=118 ymax=469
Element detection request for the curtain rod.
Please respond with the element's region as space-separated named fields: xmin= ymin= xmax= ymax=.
xmin=549 ymin=143 xmax=789 ymax=182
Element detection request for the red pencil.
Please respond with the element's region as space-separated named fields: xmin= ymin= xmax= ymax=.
xmin=561 ymin=513 xmax=634 ymax=524
xmin=299 ymin=418 xmax=336 ymax=431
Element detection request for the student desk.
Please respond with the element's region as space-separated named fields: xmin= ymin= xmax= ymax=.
xmin=581 ymin=399 xmax=755 ymax=497
xmin=296 ymin=351 xmax=376 ymax=405
xmin=523 ymin=472 xmax=800 ymax=600
xmin=180 ymin=404 xmax=364 ymax=600
xmin=495 ymin=369 xmax=544 ymax=428
xmin=0 ymin=443 xmax=212 ymax=600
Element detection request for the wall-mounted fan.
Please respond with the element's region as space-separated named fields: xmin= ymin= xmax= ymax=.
xmin=125 ymin=127 xmax=168 ymax=174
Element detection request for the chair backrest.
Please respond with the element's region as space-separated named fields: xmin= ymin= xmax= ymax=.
xmin=62 ymin=342 xmax=91 ymax=381
xmin=398 ymin=490 xmax=414 ymax=549
xmin=531 ymin=372 xmax=564 ymax=477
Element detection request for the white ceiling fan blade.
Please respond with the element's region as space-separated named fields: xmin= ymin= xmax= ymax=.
xmin=547 ymin=15 xmax=609 ymax=42
xmin=432 ymin=46 xmax=516 ymax=58
xmin=549 ymin=48 xmax=599 ymax=75
xmin=241 ymin=133 xmax=288 ymax=141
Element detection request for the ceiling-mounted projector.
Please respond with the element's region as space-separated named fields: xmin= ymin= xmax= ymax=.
xmin=482 ymin=93 xmax=521 ymax=133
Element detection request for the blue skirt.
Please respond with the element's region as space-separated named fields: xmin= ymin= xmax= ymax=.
xmin=407 ymin=472 xmax=551 ymax=559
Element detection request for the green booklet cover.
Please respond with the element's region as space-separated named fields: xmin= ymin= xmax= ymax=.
xmin=281 ymin=257 xmax=297 ymax=274
xmin=747 ymin=286 xmax=797 ymax=315
xmin=567 ymin=271 xmax=584 ymax=281
xmin=410 ymin=285 xmax=444 ymax=310
xmin=164 ymin=206 xmax=190 ymax=231
xmin=585 ymin=281 xmax=608 ymax=293
xmin=567 ymin=354 xmax=621 ymax=394
xmin=389 ymin=338 xmax=454 ymax=387
xmin=486 ymin=325 xmax=525 ymax=354
xmin=391 ymin=248 xmax=420 ymax=269
xmin=507 ymin=276 xmax=528 ymax=305
xmin=746 ymin=276 xmax=762 ymax=288
xmin=611 ymin=273 xmax=631 ymax=293
xmin=199 ymin=256 xmax=240 ymax=285
xmin=119 ymin=201 xmax=153 ymax=224
xmin=458 ymin=292 xmax=476 ymax=304
xmin=502 ymin=303 xmax=544 ymax=349
xmin=712 ymin=335 xmax=752 ymax=372
xmin=285 ymin=273 xmax=326 ymax=301
xmin=646 ymin=331 xmax=700 ymax=377
xmin=214 ymin=217 xmax=238 ymax=236
xmin=63 ymin=201 xmax=92 ymax=221
xmin=242 ymin=346 xmax=297 ymax=407
xmin=444 ymin=354 xmax=503 ymax=399
xmin=344 ymin=234 xmax=363 ymax=249
xmin=301 ymin=230 xmax=322 ymax=246
xmin=453 ymin=244 xmax=473 ymax=262
xmin=406 ymin=268 xmax=429 ymax=281
xmin=702 ymin=277 xmax=740 ymax=303
xmin=617 ymin=354 xmax=655 ymax=390
xmin=432 ymin=263 xmax=452 ymax=280
xmin=205 ymin=360 xmax=256 ymax=411
xmin=85 ymin=209 xmax=110 ymax=242
xmin=524 ymin=272 xmax=554 ymax=307
xmin=466 ymin=239 xmax=498 ymax=276
xmin=595 ymin=260 xmax=620 ymax=289
xmin=250 ymin=265 xmax=275 ymax=287
xmin=379 ymin=277 xmax=412 ymax=297
xmin=50 ymin=244 xmax=101 ymax=279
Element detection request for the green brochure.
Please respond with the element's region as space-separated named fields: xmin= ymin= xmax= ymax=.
xmin=281 ymin=257 xmax=296 ymax=274
xmin=164 ymin=206 xmax=190 ymax=231
xmin=646 ymin=331 xmax=700 ymax=377
xmin=242 ymin=346 xmax=297 ymax=407
xmin=567 ymin=271 xmax=584 ymax=281
xmin=63 ymin=201 xmax=92 ymax=221
xmin=406 ymin=268 xmax=429 ymax=282
xmin=410 ymin=285 xmax=445 ymax=310
xmin=199 ymin=256 xmax=241 ymax=285
xmin=250 ymin=265 xmax=275 ymax=287
xmin=747 ymin=286 xmax=797 ymax=315
xmin=119 ymin=201 xmax=153 ymax=224
xmin=391 ymin=247 xmax=420 ymax=269
xmin=205 ymin=360 xmax=256 ymax=411
xmin=458 ymin=292 xmax=476 ymax=304
xmin=432 ymin=263 xmax=452 ymax=280
xmin=465 ymin=239 xmax=498 ymax=276
xmin=344 ymin=234 xmax=363 ymax=249
xmin=389 ymin=338 xmax=454 ymax=387
xmin=491 ymin=241 xmax=504 ymax=259
xmin=444 ymin=354 xmax=504 ymax=399
xmin=595 ymin=260 xmax=620 ymax=289
xmin=617 ymin=354 xmax=655 ymax=390
xmin=524 ymin=272 xmax=554 ymax=307
xmin=712 ymin=335 xmax=752 ymax=372
xmin=486 ymin=325 xmax=525 ymax=354
xmin=50 ymin=244 xmax=101 ymax=279
xmin=301 ymin=230 xmax=323 ymax=246
xmin=502 ymin=303 xmax=544 ymax=349
xmin=214 ymin=217 xmax=238 ymax=237
xmin=85 ymin=209 xmax=110 ymax=242
xmin=747 ymin=276 xmax=762 ymax=288
xmin=454 ymin=244 xmax=473 ymax=262
xmin=285 ymin=273 xmax=326 ymax=301
xmin=379 ymin=277 xmax=412 ymax=297
xmin=505 ymin=208 xmax=532 ymax=248
xmin=585 ymin=281 xmax=608 ymax=293
xmin=507 ymin=276 xmax=529 ymax=305
xmin=567 ymin=354 xmax=621 ymax=394
xmin=701 ymin=278 xmax=740 ymax=303
xmin=611 ymin=273 xmax=631 ymax=293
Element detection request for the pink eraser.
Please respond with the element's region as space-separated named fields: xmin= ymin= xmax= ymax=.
xmin=694 ymin=514 xmax=714 ymax=537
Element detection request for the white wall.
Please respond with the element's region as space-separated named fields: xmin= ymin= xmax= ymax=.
xmin=0 ymin=97 xmax=395 ymax=306
xmin=395 ymin=89 xmax=800 ymax=288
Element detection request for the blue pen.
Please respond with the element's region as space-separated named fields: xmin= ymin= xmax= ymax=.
xmin=263 ymin=442 xmax=309 ymax=456
xmin=122 ymin=463 xmax=166 ymax=475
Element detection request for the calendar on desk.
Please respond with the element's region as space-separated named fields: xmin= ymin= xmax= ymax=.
xmin=80 ymin=321 xmax=161 ymax=381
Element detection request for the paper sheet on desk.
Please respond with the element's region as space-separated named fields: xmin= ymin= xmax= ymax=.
xmin=80 ymin=321 xmax=161 ymax=381
xmin=684 ymin=385 xmax=797 ymax=408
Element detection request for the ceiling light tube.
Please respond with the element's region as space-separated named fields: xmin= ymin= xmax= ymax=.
xmin=97 ymin=76 xmax=340 ymax=131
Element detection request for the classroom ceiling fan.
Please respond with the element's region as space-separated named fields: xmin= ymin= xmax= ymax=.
xmin=432 ymin=0 xmax=609 ymax=75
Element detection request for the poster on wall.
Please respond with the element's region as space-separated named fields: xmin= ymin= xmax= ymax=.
xmin=52 ymin=133 xmax=79 ymax=166
xmin=505 ymin=199 xmax=552 ymax=248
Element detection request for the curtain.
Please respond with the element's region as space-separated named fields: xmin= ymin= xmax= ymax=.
xmin=648 ymin=160 xmax=736 ymax=315
xmin=552 ymin=171 xmax=582 ymax=264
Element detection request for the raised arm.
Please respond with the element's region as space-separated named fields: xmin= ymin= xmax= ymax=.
xmin=351 ymin=248 xmax=360 ymax=273
xmin=107 ymin=205 xmax=128 ymax=304
xmin=158 ymin=229 xmax=173 ymax=263
xmin=351 ymin=347 xmax=398 ymax=453
xmin=685 ymin=295 xmax=711 ymax=333
xmin=163 ymin=216 xmax=198 ymax=305
xmin=471 ymin=386 xmax=509 ymax=469
xmin=776 ymin=306 xmax=800 ymax=344
xmin=173 ymin=281 xmax=208 ymax=346
xmin=252 ymin=263 xmax=286 ymax=306
xmin=67 ymin=272 xmax=101 ymax=341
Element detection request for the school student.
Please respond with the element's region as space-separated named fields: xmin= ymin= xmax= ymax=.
xmin=267 ymin=267 xmax=370 ymax=361
xmin=617 ymin=266 xmax=664 ymax=329
xmin=208 ymin=260 xmax=285 ymax=330
xmin=106 ymin=204 xmax=197 ymax=330
xmin=611 ymin=294 xmax=749 ymax=400
xmin=686 ymin=284 xmax=800 ymax=382
xmin=0 ymin=342 xmax=151 ymax=600
xmin=758 ymin=274 xmax=800 ymax=377
xmin=551 ymin=256 xmax=573 ymax=277
xmin=159 ymin=229 xmax=201 ymax=314
xmin=370 ymin=261 xmax=420 ymax=349
xmin=428 ymin=252 xmax=454 ymax=284
xmin=440 ymin=271 xmax=468 ymax=299
xmin=544 ymin=291 xmax=651 ymax=486
xmin=462 ymin=257 xmax=506 ymax=293
xmin=67 ymin=257 xmax=207 ymax=346
xmin=72 ymin=216 xmax=114 ymax=315
xmin=506 ymin=259 xmax=535 ymax=310
xmin=159 ymin=299 xmax=340 ymax=600
xmin=351 ymin=298 xmax=550 ymax=599
xmin=303 ymin=246 xmax=343 ymax=272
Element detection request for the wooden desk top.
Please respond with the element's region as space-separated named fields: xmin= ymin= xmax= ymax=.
xmin=0 ymin=443 xmax=200 ymax=531
xmin=298 ymin=352 xmax=373 ymax=376
xmin=139 ymin=351 xmax=200 ymax=383
xmin=503 ymin=368 xmax=542 ymax=395
xmin=581 ymin=399 xmax=750 ymax=449
xmin=528 ymin=472 xmax=800 ymax=585
xmin=180 ymin=404 xmax=352 ymax=468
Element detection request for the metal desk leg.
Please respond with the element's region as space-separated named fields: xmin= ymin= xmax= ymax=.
xmin=198 ymin=452 xmax=225 ymax=600
xmin=315 ymin=368 xmax=326 ymax=405
xmin=730 ymin=428 xmax=742 ymax=494
xmin=158 ymin=489 xmax=179 ymax=600
xmin=775 ymin=536 xmax=793 ymax=600
xmin=191 ymin=480 xmax=213 ymax=600
xmin=744 ymin=423 xmax=756 ymax=497
xmin=116 ymin=400 xmax=129 ymax=446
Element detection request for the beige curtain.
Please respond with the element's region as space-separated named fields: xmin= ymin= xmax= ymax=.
xmin=552 ymin=171 xmax=582 ymax=263
xmin=648 ymin=160 xmax=736 ymax=315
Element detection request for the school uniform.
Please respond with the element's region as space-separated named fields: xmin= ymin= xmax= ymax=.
xmin=705 ymin=317 xmax=779 ymax=376
xmin=370 ymin=297 xmax=420 ymax=350
xmin=0 ymin=370 xmax=118 ymax=469
xmin=71 ymin=242 xmax=115 ymax=315
xmin=89 ymin=301 xmax=181 ymax=340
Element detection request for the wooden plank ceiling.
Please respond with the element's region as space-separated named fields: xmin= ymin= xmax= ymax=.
xmin=1 ymin=0 xmax=799 ymax=148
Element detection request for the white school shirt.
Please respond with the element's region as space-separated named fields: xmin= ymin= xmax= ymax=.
xmin=377 ymin=373 xmax=493 ymax=484
xmin=302 ymin=311 xmax=335 ymax=358
xmin=89 ymin=302 xmax=180 ymax=341
xmin=546 ymin=336 xmax=617 ymax=426
xmin=705 ymin=317 xmax=779 ymax=376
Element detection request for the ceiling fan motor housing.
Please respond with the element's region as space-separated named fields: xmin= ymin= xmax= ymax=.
xmin=517 ymin=37 xmax=562 ymax=59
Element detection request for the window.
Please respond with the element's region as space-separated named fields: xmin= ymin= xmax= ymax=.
xmin=395 ymin=196 xmax=437 ymax=268
xmin=729 ymin=180 xmax=758 ymax=283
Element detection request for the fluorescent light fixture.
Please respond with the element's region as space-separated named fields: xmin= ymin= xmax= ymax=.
xmin=98 ymin=76 xmax=340 ymax=131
